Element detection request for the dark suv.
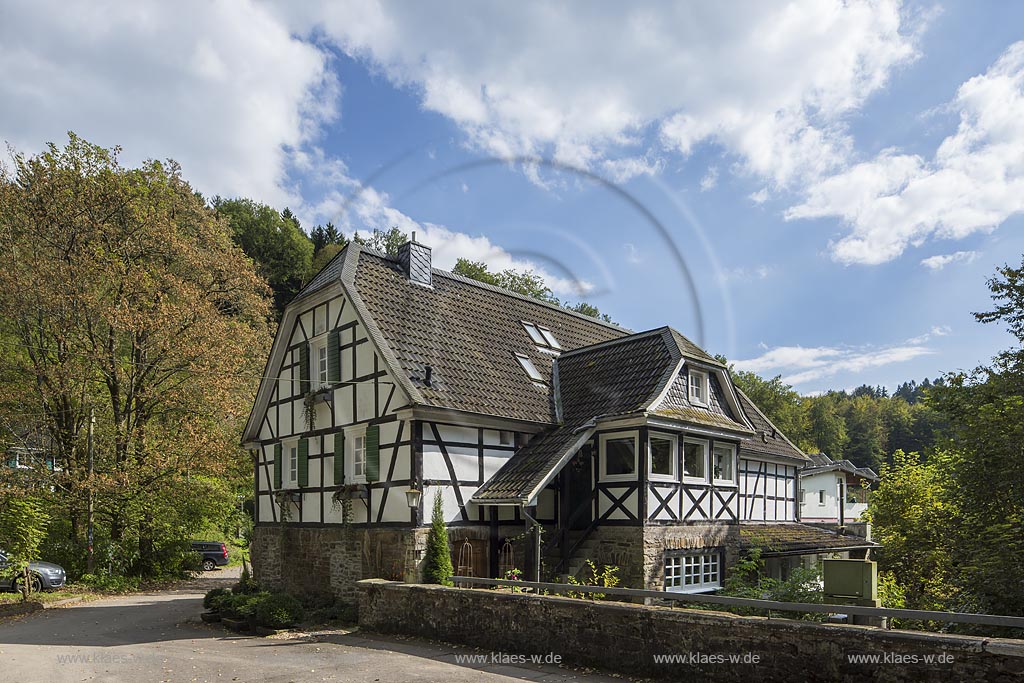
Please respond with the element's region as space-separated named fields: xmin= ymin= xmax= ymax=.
xmin=191 ymin=541 xmax=229 ymax=571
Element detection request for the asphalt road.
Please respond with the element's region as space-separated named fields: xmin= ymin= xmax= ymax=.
xmin=0 ymin=568 xmax=618 ymax=683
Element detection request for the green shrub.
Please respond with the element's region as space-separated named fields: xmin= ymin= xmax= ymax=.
xmin=234 ymin=592 xmax=270 ymax=619
xmin=209 ymin=591 xmax=235 ymax=614
xmin=423 ymin=490 xmax=453 ymax=586
xmin=204 ymin=587 xmax=231 ymax=610
xmin=255 ymin=592 xmax=304 ymax=629
xmin=77 ymin=572 xmax=142 ymax=593
xmin=235 ymin=558 xmax=260 ymax=594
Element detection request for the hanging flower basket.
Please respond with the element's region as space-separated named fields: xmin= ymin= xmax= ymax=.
xmin=334 ymin=483 xmax=368 ymax=500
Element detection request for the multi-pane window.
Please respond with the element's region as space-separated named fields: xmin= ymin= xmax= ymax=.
xmin=712 ymin=444 xmax=735 ymax=483
xmin=287 ymin=445 xmax=298 ymax=485
xmin=600 ymin=433 xmax=636 ymax=480
xmin=649 ymin=434 xmax=676 ymax=480
xmin=664 ymin=552 xmax=721 ymax=592
xmin=317 ymin=344 xmax=328 ymax=386
xmin=683 ymin=439 xmax=707 ymax=480
xmin=689 ymin=370 xmax=708 ymax=406
xmin=352 ymin=435 xmax=366 ymax=481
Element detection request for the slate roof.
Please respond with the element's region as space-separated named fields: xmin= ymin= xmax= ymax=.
xmin=735 ymin=389 xmax=808 ymax=463
xmin=740 ymin=523 xmax=878 ymax=556
xmin=473 ymin=328 xmax=753 ymax=503
xmin=353 ymin=248 xmax=628 ymax=423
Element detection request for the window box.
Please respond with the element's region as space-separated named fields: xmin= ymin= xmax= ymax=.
xmin=335 ymin=483 xmax=368 ymax=500
xmin=599 ymin=431 xmax=637 ymax=482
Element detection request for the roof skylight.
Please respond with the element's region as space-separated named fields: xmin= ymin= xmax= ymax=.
xmin=522 ymin=322 xmax=547 ymax=345
xmin=537 ymin=326 xmax=561 ymax=349
xmin=514 ymin=353 xmax=545 ymax=382
xmin=522 ymin=321 xmax=561 ymax=351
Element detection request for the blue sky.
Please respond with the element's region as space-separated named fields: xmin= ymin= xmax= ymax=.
xmin=2 ymin=1 xmax=1023 ymax=394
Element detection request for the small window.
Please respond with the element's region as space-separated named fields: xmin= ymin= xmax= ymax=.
xmin=799 ymin=488 xmax=805 ymax=504
xmin=537 ymin=326 xmax=561 ymax=349
xmin=522 ymin=322 xmax=547 ymax=346
xmin=514 ymin=353 xmax=545 ymax=382
xmin=600 ymin=432 xmax=637 ymax=480
xmin=665 ymin=551 xmax=721 ymax=593
xmin=353 ymin=434 xmax=366 ymax=481
xmin=689 ymin=370 xmax=708 ymax=406
xmin=310 ymin=337 xmax=328 ymax=389
xmin=683 ymin=439 xmax=707 ymax=481
xmin=818 ymin=489 xmax=826 ymax=506
xmin=712 ymin=443 xmax=735 ymax=483
xmin=287 ymin=445 xmax=298 ymax=485
xmin=649 ymin=433 xmax=677 ymax=480
xmin=499 ymin=430 xmax=514 ymax=446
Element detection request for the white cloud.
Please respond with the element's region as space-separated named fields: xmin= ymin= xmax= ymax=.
xmin=717 ymin=265 xmax=774 ymax=284
xmin=272 ymin=1 xmax=918 ymax=186
xmin=749 ymin=188 xmax=770 ymax=204
xmin=700 ymin=167 xmax=719 ymax=192
xmin=0 ymin=0 xmax=337 ymax=208
xmin=920 ymin=250 xmax=979 ymax=270
xmin=734 ymin=342 xmax=933 ymax=385
xmin=905 ymin=324 xmax=952 ymax=344
xmin=788 ymin=42 xmax=1024 ymax=265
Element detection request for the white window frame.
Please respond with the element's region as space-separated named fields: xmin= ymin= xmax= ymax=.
xmin=689 ymin=369 xmax=709 ymax=407
xmin=537 ymin=326 xmax=561 ymax=350
xmin=664 ymin=551 xmax=722 ymax=593
xmin=818 ymin=489 xmax=826 ymax=506
xmin=284 ymin=439 xmax=299 ymax=487
xmin=346 ymin=425 xmax=368 ymax=483
xmin=599 ymin=431 xmax=638 ymax=482
xmin=648 ymin=432 xmax=678 ymax=482
xmin=712 ymin=442 xmax=737 ymax=485
xmin=514 ymin=352 xmax=545 ymax=382
xmin=682 ymin=437 xmax=709 ymax=483
xmin=522 ymin=322 xmax=547 ymax=346
xmin=310 ymin=335 xmax=329 ymax=389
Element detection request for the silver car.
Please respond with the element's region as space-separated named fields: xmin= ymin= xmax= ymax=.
xmin=0 ymin=550 xmax=66 ymax=592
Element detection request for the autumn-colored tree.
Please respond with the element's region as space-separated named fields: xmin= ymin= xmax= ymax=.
xmin=0 ymin=134 xmax=272 ymax=578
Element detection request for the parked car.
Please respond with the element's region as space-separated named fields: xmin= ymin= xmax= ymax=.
xmin=191 ymin=541 xmax=229 ymax=571
xmin=0 ymin=550 xmax=66 ymax=592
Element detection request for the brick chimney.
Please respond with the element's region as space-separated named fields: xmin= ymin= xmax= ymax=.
xmin=397 ymin=232 xmax=432 ymax=287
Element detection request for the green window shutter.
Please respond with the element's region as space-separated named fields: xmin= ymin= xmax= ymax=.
xmin=273 ymin=443 xmax=282 ymax=489
xmin=365 ymin=425 xmax=380 ymax=482
xmin=328 ymin=329 xmax=341 ymax=384
xmin=334 ymin=432 xmax=345 ymax=486
xmin=297 ymin=438 xmax=309 ymax=487
xmin=298 ymin=344 xmax=310 ymax=394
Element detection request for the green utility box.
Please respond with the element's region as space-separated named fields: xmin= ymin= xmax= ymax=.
xmin=823 ymin=558 xmax=879 ymax=607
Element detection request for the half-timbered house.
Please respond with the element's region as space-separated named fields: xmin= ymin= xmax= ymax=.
xmin=243 ymin=237 xmax=870 ymax=599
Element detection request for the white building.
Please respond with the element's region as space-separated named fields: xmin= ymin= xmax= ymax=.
xmin=799 ymin=453 xmax=879 ymax=525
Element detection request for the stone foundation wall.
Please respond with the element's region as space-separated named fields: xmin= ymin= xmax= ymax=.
xmin=642 ymin=523 xmax=739 ymax=590
xmin=358 ymin=580 xmax=1024 ymax=683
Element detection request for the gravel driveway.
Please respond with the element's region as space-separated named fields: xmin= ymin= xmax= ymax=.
xmin=0 ymin=568 xmax=618 ymax=682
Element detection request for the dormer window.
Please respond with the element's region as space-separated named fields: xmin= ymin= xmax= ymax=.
xmin=522 ymin=322 xmax=561 ymax=352
xmin=514 ymin=353 xmax=545 ymax=382
xmin=689 ymin=369 xmax=708 ymax=406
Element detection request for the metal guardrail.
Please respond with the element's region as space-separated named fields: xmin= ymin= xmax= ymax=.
xmin=451 ymin=576 xmax=1024 ymax=630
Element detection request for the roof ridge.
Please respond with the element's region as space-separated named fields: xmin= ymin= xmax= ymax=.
xmin=558 ymin=326 xmax=670 ymax=358
xmin=355 ymin=247 xmax=631 ymax=334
